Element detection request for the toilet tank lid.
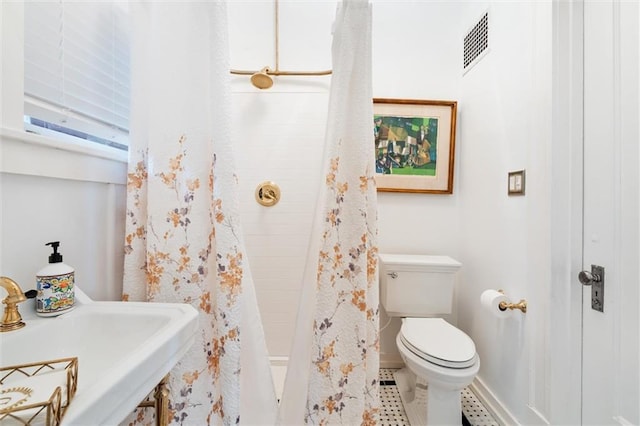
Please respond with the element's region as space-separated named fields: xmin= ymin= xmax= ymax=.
xmin=379 ymin=254 xmax=462 ymax=269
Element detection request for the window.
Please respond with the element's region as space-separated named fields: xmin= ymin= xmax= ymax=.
xmin=24 ymin=1 xmax=130 ymax=151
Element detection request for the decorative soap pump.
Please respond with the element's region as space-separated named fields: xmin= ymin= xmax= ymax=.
xmin=36 ymin=241 xmax=75 ymax=316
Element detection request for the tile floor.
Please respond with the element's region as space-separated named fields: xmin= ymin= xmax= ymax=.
xmin=273 ymin=366 xmax=499 ymax=425
xmin=379 ymin=368 xmax=499 ymax=426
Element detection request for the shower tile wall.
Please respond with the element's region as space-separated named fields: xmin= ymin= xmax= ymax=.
xmin=232 ymin=91 xmax=329 ymax=356
xmin=230 ymin=88 xmax=408 ymax=362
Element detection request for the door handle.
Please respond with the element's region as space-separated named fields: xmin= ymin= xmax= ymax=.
xmin=578 ymin=270 xmax=601 ymax=286
xmin=578 ymin=265 xmax=605 ymax=312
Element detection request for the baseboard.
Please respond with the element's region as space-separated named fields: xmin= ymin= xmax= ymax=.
xmin=468 ymin=376 xmax=519 ymax=426
xmin=380 ymin=353 xmax=404 ymax=369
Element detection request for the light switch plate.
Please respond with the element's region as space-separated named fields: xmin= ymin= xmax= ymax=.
xmin=508 ymin=170 xmax=526 ymax=196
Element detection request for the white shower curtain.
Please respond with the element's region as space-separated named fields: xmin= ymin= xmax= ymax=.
xmin=278 ymin=0 xmax=379 ymax=424
xmin=122 ymin=2 xmax=277 ymax=424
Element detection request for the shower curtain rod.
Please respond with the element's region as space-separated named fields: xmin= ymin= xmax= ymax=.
xmin=229 ymin=0 xmax=333 ymax=78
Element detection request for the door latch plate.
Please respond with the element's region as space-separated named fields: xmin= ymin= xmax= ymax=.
xmin=591 ymin=264 xmax=604 ymax=312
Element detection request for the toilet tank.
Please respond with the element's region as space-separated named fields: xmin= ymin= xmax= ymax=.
xmin=379 ymin=254 xmax=462 ymax=317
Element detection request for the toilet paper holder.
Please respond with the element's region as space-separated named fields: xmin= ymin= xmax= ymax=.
xmin=498 ymin=290 xmax=527 ymax=314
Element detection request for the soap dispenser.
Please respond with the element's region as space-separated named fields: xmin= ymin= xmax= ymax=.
xmin=36 ymin=241 xmax=75 ymax=316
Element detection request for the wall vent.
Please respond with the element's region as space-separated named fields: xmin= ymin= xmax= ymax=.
xmin=463 ymin=12 xmax=489 ymax=73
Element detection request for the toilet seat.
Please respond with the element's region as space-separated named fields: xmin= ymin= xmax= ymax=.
xmin=400 ymin=317 xmax=477 ymax=369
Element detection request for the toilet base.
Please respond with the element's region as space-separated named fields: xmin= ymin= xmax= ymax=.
xmin=394 ymin=368 xmax=464 ymax=426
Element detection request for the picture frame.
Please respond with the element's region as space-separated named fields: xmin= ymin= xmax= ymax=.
xmin=374 ymin=98 xmax=457 ymax=194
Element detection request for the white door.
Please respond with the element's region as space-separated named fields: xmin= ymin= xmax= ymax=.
xmin=582 ymin=1 xmax=639 ymax=424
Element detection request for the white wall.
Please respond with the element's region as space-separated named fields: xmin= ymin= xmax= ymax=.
xmin=373 ymin=1 xmax=462 ymax=359
xmin=0 ymin=132 xmax=127 ymax=301
xmin=0 ymin=1 xmax=127 ymax=302
xmin=455 ymin=3 xmax=551 ymax=423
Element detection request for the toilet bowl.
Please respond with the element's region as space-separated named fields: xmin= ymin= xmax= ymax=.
xmin=378 ymin=254 xmax=480 ymax=426
xmin=395 ymin=318 xmax=480 ymax=425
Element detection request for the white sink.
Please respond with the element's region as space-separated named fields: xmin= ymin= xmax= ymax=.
xmin=0 ymin=288 xmax=198 ymax=425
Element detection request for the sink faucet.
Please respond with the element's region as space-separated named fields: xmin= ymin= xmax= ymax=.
xmin=1 ymin=276 xmax=27 ymax=332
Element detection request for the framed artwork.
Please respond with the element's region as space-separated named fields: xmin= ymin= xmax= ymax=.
xmin=374 ymin=98 xmax=457 ymax=194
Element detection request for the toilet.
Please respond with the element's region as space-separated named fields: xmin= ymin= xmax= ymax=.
xmin=379 ymin=254 xmax=480 ymax=426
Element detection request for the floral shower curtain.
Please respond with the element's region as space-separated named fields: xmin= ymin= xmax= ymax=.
xmin=122 ymin=2 xmax=277 ymax=424
xmin=278 ymin=0 xmax=379 ymax=424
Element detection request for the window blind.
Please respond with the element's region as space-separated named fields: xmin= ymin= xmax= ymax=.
xmin=24 ymin=1 xmax=130 ymax=150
